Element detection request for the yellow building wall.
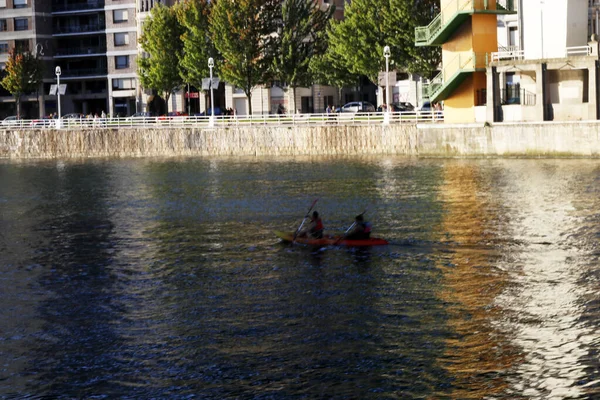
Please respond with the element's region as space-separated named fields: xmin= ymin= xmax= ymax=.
xmin=441 ymin=12 xmax=499 ymax=123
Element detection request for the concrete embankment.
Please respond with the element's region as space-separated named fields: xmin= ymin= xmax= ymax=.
xmin=1 ymin=121 xmax=600 ymax=159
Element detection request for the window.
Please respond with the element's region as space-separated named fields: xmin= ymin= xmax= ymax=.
xmin=113 ymin=9 xmax=128 ymax=23
xmin=114 ymin=32 xmax=129 ymax=46
xmin=0 ymin=20 xmax=6 ymax=31
xmin=115 ymin=55 xmax=129 ymax=69
xmin=13 ymin=0 xmax=27 ymax=8
xmin=15 ymin=39 xmax=29 ymax=53
xmin=112 ymin=78 xmax=134 ymax=90
xmin=0 ymin=42 xmax=8 ymax=54
xmin=14 ymin=18 xmax=28 ymax=31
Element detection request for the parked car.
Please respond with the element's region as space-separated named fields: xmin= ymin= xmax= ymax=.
xmin=2 ymin=116 xmax=22 ymax=127
xmin=339 ymin=101 xmax=376 ymax=113
xmin=126 ymin=112 xmax=154 ymax=123
xmin=419 ymin=101 xmax=432 ymax=112
xmin=394 ymin=102 xmax=415 ymax=112
xmin=196 ymin=107 xmax=222 ymax=116
xmin=30 ymin=118 xmax=55 ymax=128
xmin=157 ymin=111 xmax=189 ymax=123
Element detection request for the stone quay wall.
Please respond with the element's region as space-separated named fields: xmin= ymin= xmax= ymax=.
xmin=2 ymin=121 xmax=600 ymax=159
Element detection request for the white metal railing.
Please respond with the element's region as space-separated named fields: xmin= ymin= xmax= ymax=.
xmin=1 ymin=112 xmax=445 ymax=130
xmin=491 ymin=48 xmax=525 ymax=62
xmin=565 ymin=45 xmax=592 ymax=56
xmin=492 ymin=45 xmax=592 ymax=62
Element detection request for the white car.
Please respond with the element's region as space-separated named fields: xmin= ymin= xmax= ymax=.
xmin=2 ymin=116 xmax=23 ymax=127
xmin=340 ymin=101 xmax=376 ymax=113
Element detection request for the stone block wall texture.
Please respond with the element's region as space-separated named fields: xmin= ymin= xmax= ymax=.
xmin=2 ymin=122 xmax=600 ymax=159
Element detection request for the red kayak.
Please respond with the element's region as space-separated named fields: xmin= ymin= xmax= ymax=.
xmin=275 ymin=231 xmax=389 ymax=247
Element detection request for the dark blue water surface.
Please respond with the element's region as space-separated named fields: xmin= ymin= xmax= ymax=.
xmin=1 ymin=156 xmax=600 ymax=399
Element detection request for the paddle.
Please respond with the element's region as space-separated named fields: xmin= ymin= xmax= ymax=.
xmin=293 ymin=198 xmax=319 ymax=241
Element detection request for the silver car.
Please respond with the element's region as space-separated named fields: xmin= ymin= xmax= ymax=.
xmin=1 ymin=116 xmax=23 ymax=127
xmin=340 ymin=101 xmax=376 ymax=113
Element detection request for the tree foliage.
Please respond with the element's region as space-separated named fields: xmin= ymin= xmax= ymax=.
xmin=210 ymin=0 xmax=279 ymax=114
xmin=326 ymin=0 xmax=388 ymax=85
xmin=271 ymin=0 xmax=333 ymax=111
xmin=326 ymin=0 xmax=440 ymax=85
xmin=138 ymin=3 xmax=184 ymax=111
xmin=176 ymin=0 xmax=216 ymax=90
xmin=384 ymin=0 xmax=440 ymax=76
xmin=310 ymin=17 xmax=361 ymax=100
xmin=0 ymin=48 xmax=43 ymax=118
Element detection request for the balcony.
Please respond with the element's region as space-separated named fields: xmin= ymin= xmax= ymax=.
xmin=415 ymin=0 xmax=516 ymax=47
xmin=52 ymin=1 xmax=105 ymax=13
xmin=53 ymin=23 xmax=106 ymax=35
xmin=60 ymin=67 xmax=108 ymax=78
xmin=55 ymin=46 xmax=107 ymax=57
xmin=423 ymin=52 xmax=487 ymax=102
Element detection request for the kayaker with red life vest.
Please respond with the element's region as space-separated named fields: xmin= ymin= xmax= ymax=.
xmin=299 ymin=211 xmax=325 ymax=239
xmin=345 ymin=214 xmax=371 ymax=240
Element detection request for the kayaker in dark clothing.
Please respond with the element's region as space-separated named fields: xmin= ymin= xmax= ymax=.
xmin=299 ymin=211 xmax=324 ymax=238
xmin=345 ymin=214 xmax=371 ymax=240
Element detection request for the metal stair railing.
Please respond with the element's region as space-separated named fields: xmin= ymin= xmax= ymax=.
xmin=424 ymin=52 xmax=488 ymax=100
xmin=416 ymin=0 xmax=516 ymax=46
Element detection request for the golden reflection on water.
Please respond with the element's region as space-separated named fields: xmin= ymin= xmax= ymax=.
xmin=434 ymin=161 xmax=516 ymax=399
xmin=436 ymin=160 xmax=599 ymax=399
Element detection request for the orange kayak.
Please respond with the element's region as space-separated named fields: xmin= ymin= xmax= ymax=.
xmin=275 ymin=231 xmax=389 ymax=247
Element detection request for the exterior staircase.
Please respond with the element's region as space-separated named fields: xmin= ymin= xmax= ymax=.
xmin=423 ymin=52 xmax=488 ymax=102
xmin=415 ymin=0 xmax=516 ymax=47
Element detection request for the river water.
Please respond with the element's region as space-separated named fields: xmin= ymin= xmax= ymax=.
xmin=1 ymin=156 xmax=600 ymax=399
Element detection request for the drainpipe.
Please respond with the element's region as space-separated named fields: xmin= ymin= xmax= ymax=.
xmin=596 ymin=60 xmax=600 ymax=120
xmin=492 ymin=66 xmax=500 ymax=122
xmin=541 ymin=63 xmax=548 ymax=121
xmin=518 ymin=0 xmax=524 ymax=52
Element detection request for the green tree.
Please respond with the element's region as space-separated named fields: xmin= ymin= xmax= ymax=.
xmin=176 ymin=0 xmax=216 ymax=101
xmin=327 ymin=0 xmax=387 ymax=85
xmin=210 ymin=0 xmax=279 ymax=115
xmin=138 ymin=3 xmax=184 ymax=113
xmin=272 ymin=0 xmax=333 ymax=113
xmin=384 ymin=0 xmax=440 ymax=76
xmin=0 ymin=48 xmax=42 ymax=119
xmin=309 ymin=18 xmax=361 ymax=106
xmin=326 ymin=0 xmax=440 ymax=86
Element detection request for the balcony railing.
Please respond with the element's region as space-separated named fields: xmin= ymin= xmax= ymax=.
xmin=55 ymin=46 xmax=107 ymax=56
xmin=491 ymin=45 xmax=592 ymax=62
xmin=501 ymin=87 xmax=536 ymax=106
xmin=54 ymin=24 xmax=105 ymax=35
xmin=52 ymin=1 xmax=105 ymax=12
xmin=60 ymin=67 xmax=108 ymax=77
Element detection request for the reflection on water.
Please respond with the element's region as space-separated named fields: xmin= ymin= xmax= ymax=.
xmin=1 ymin=157 xmax=600 ymax=398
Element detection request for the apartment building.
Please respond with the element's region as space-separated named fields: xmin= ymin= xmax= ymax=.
xmin=0 ymin=0 xmax=51 ymax=118
xmin=0 ymin=0 xmax=140 ymax=118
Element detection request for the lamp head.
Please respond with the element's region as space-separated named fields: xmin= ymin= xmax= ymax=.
xmin=55 ymin=66 xmax=61 ymax=76
xmin=208 ymin=57 xmax=214 ymax=68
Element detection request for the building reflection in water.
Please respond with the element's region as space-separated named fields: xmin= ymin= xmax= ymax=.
xmin=491 ymin=161 xmax=597 ymax=399
xmin=434 ymin=160 xmax=599 ymax=399
xmin=434 ymin=161 xmax=517 ymax=399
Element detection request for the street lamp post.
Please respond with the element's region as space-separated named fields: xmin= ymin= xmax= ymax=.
xmin=55 ymin=66 xmax=62 ymax=129
xmin=540 ymin=0 xmax=544 ymax=58
xmin=208 ymin=57 xmax=215 ymax=127
xmin=383 ymin=45 xmax=391 ymax=125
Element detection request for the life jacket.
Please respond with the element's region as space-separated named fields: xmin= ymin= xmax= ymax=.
xmin=363 ymin=222 xmax=372 ymax=234
xmin=313 ymin=218 xmax=324 ymax=232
